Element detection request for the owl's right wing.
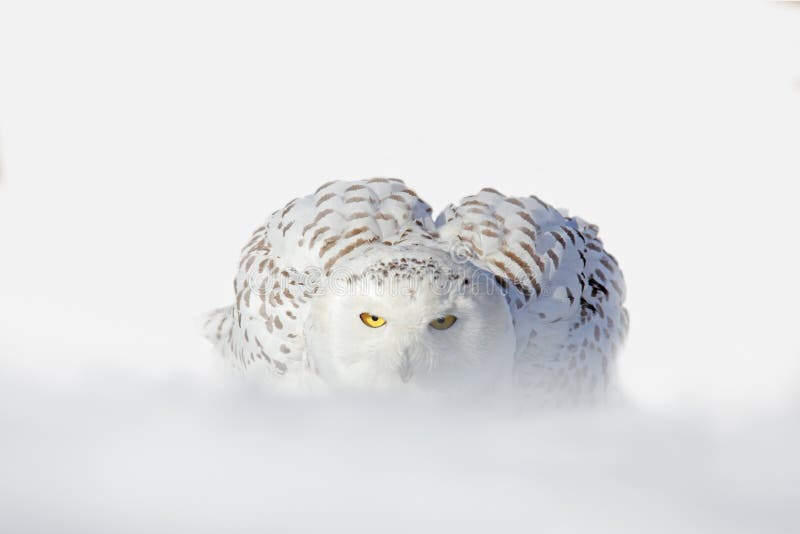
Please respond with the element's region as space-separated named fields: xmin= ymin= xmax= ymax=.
xmin=436 ymin=188 xmax=628 ymax=402
xmin=203 ymin=178 xmax=437 ymax=377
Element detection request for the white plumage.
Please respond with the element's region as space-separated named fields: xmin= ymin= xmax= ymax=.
xmin=205 ymin=178 xmax=628 ymax=404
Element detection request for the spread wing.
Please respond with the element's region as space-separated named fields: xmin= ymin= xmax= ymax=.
xmin=203 ymin=178 xmax=437 ymax=379
xmin=436 ymin=188 xmax=628 ymax=403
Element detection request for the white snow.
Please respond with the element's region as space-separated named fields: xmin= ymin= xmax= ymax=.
xmin=1 ymin=371 xmax=799 ymax=533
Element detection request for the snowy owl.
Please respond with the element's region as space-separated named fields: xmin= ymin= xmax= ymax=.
xmin=205 ymin=178 xmax=627 ymax=404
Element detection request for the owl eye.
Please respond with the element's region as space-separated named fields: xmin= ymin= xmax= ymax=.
xmin=429 ymin=315 xmax=457 ymax=330
xmin=360 ymin=312 xmax=387 ymax=328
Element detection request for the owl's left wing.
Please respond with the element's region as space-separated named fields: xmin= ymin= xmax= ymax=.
xmin=204 ymin=178 xmax=438 ymax=381
xmin=436 ymin=188 xmax=628 ymax=402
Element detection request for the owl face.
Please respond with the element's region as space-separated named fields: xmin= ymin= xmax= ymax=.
xmin=304 ymin=247 xmax=516 ymax=393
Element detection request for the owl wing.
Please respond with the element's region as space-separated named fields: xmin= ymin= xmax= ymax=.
xmin=435 ymin=188 xmax=628 ymax=402
xmin=204 ymin=178 xmax=437 ymax=378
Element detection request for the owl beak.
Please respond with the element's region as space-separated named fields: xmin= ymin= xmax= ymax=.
xmin=398 ymin=352 xmax=414 ymax=383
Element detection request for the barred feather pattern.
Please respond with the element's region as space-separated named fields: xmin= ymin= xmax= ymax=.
xmin=205 ymin=179 xmax=627 ymax=401
xmin=436 ymin=189 xmax=628 ymax=402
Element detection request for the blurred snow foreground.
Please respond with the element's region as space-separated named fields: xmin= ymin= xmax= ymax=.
xmin=1 ymin=372 xmax=798 ymax=534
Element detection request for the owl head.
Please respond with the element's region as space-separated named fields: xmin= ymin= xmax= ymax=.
xmin=304 ymin=245 xmax=516 ymax=394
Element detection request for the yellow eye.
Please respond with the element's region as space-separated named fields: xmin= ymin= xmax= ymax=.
xmin=429 ymin=315 xmax=457 ymax=330
xmin=360 ymin=312 xmax=387 ymax=328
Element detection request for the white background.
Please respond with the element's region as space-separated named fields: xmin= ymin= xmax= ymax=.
xmin=2 ymin=0 xmax=799 ymax=410
xmin=1 ymin=1 xmax=799 ymax=532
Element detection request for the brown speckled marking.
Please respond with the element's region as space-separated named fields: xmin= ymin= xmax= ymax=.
xmin=501 ymin=248 xmax=536 ymax=289
xmin=323 ymin=236 xmax=380 ymax=273
xmin=549 ymin=231 xmax=566 ymax=248
xmin=314 ymin=181 xmax=337 ymax=194
xmin=517 ymin=211 xmax=541 ymax=232
xmin=309 ymin=226 xmax=331 ymax=248
xmin=344 ymin=226 xmax=370 ymax=239
xmin=348 ymin=211 xmax=370 ymax=220
xmin=480 ymin=187 xmax=503 ymax=196
xmin=318 ymin=236 xmax=341 ymax=257
xmin=315 ymin=192 xmax=336 ymax=207
xmin=546 ymin=249 xmax=560 ymax=269
xmin=301 ymin=209 xmax=334 ymax=235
